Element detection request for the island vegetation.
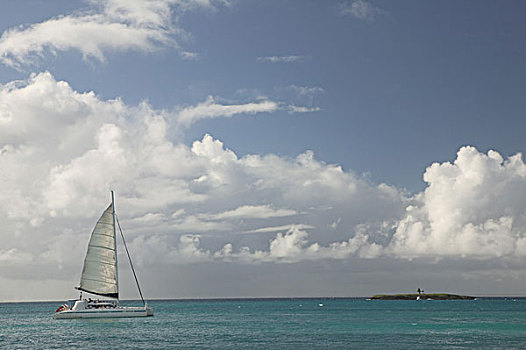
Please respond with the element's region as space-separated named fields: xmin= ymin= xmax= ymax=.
xmin=370 ymin=288 xmax=475 ymax=300
xmin=370 ymin=293 xmax=475 ymax=300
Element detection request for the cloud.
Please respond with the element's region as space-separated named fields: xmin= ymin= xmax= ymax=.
xmin=257 ymin=55 xmax=306 ymax=63
xmin=174 ymin=95 xmax=320 ymax=129
xmin=175 ymin=96 xmax=279 ymax=128
xmin=277 ymin=85 xmax=324 ymax=111
xmin=0 ymin=70 xmax=400 ymax=251
xmin=244 ymin=224 xmax=315 ymax=234
xmin=286 ymin=85 xmax=325 ymax=98
xmin=388 ymin=146 xmax=526 ymax=259
xmin=0 ymin=71 xmax=408 ymax=279
xmin=340 ymin=0 xmax=386 ymax=21
xmin=180 ymin=51 xmax=200 ymax=60
xmin=205 ymin=205 xmax=297 ymax=220
xmin=212 ymin=226 xmax=382 ymax=263
xmin=0 ymin=0 xmax=225 ymax=68
xmin=0 ymin=249 xmax=33 ymax=265
xmin=136 ymin=225 xmax=381 ymax=264
xmin=4 ymin=71 xmax=526 ymax=301
xmin=287 ymin=105 xmax=321 ymax=114
xmin=179 ymin=145 xmax=526 ymax=263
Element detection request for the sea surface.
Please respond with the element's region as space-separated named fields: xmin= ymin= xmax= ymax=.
xmin=1 ymin=298 xmax=525 ymax=349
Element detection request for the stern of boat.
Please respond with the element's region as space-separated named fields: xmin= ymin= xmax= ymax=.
xmin=146 ymin=307 xmax=154 ymax=316
xmin=145 ymin=302 xmax=154 ymax=316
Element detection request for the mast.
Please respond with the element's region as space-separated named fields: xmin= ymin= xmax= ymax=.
xmin=112 ymin=190 xmax=119 ymax=299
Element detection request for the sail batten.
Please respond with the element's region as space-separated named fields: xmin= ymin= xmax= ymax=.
xmin=81 ymin=277 xmax=117 ymax=284
xmin=86 ymin=245 xmax=116 ymax=251
xmin=78 ymin=204 xmax=119 ymax=298
xmin=84 ymin=260 xmax=115 ymax=266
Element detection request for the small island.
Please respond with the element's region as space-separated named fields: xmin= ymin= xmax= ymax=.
xmin=370 ymin=293 xmax=475 ymax=300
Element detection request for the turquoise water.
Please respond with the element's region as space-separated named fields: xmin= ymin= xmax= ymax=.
xmin=1 ymin=298 xmax=525 ymax=349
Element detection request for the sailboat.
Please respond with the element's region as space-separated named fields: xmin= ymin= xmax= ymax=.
xmin=54 ymin=191 xmax=153 ymax=319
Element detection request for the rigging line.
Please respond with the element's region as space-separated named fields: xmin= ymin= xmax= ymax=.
xmin=116 ymin=215 xmax=145 ymax=306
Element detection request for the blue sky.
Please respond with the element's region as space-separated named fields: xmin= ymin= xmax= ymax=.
xmin=1 ymin=0 xmax=526 ymax=300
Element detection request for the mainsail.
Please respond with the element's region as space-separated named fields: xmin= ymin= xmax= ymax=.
xmin=77 ymin=203 xmax=119 ymax=298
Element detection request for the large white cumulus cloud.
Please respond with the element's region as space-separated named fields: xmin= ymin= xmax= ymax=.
xmin=389 ymin=146 xmax=526 ymax=259
xmin=2 ymin=71 xmax=526 ymax=300
xmin=0 ymin=72 xmax=403 ymax=278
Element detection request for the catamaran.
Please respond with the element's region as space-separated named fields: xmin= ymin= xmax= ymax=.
xmin=54 ymin=191 xmax=153 ymax=319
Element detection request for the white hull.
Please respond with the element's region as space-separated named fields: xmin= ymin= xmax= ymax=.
xmin=54 ymin=306 xmax=153 ymax=319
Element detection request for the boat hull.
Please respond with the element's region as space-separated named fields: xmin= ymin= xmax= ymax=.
xmin=53 ymin=306 xmax=153 ymax=319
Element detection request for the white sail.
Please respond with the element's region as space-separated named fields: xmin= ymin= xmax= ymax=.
xmin=77 ymin=203 xmax=119 ymax=298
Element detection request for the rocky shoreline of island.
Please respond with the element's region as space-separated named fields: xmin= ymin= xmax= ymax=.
xmin=370 ymin=293 xmax=476 ymax=300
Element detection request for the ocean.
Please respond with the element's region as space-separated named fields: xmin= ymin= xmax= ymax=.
xmin=1 ymin=298 xmax=525 ymax=349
